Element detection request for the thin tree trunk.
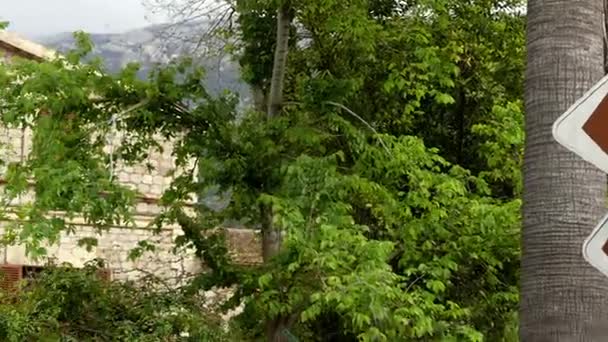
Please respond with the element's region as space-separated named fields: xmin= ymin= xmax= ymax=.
xmin=522 ymin=0 xmax=608 ymax=340
xmin=263 ymin=3 xmax=292 ymax=341
xmin=261 ymin=203 xmax=281 ymax=262
xmin=262 ymin=2 xmax=292 ymax=263
xmin=253 ymin=84 xmax=267 ymax=112
xmin=262 ymin=0 xmax=292 ymax=273
xmin=267 ymin=3 xmax=291 ymax=118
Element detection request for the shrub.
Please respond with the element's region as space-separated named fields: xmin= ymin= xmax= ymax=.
xmin=0 ymin=261 xmax=231 ymax=341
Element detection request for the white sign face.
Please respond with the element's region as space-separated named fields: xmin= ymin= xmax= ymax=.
xmin=583 ymin=213 xmax=608 ymax=277
xmin=553 ymin=74 xmax=608 ymax=174
xmin=553 ymin=74 xmax=608 ymax=275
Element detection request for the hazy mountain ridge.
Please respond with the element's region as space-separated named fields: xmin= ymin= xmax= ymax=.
xmin=36 ymin=23 xmax=251 ymax=103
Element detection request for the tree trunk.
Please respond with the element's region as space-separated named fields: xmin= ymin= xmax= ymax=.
xmin=265 ymin=317 xmax=289 ymax=342
xmin=261 ymin=203 xmax=281 ymax=262
xmin=267 ymin=3 xmax=292 ymax=118
xmin=253 ymin=84 xmax=267 ymax=112
xmin=522 ymin=0 xmax=608 ymax=340
xmin=262 ymin=2 xmax=292 ymax=264
xmin=263 ymin=3 xmax=293 ymax=341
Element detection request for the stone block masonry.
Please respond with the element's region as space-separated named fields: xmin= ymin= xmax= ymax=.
xmin=0 ymin=32 xmax=263 ymax=285
xmin=0 ymin=123 xmax=262 ymax=281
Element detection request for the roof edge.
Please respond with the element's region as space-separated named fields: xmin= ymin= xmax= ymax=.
xmin=0 ymin=30 xmax=57 ymax=60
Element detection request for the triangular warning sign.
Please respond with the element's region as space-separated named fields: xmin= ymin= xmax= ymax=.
xmin=582 ymin=94 xmax=608 ymax=154
xmin=553 ymin=74 xmax=608 ymax=174
xmin=554 ymin=74 xmax=608 ymax=278
xmin=583 ymin=213 xmax=608 ymax=278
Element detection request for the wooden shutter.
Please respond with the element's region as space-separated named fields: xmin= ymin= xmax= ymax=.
xmin=0 ymin=264 xmax=23 ymax=292
xmin=96 ymin=268 xmax=112 ymax=282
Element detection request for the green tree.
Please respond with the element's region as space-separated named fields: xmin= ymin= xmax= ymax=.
xmin=232 ymin=0 xmax=524 ymax=338
xmin=0 ymin=0 xmax=525 ymax=339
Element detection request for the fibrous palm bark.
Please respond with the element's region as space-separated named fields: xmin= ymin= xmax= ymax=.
xmin=522 ymin=0 xmax=608 ymax=340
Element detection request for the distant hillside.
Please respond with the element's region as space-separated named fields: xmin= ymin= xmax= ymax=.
xmin=36 ymin=23 xmax=251 ymax=106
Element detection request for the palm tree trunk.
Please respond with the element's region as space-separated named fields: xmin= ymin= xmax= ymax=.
xmin=522 ymin=0 xmax=608 ymax=340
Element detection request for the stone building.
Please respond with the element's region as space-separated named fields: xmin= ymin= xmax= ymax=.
xmin=0 ymin=30 xmax=261 ymax=286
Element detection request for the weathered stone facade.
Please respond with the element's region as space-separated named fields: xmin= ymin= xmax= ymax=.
xmin=0 ymin=30 xmax=262 ymax=283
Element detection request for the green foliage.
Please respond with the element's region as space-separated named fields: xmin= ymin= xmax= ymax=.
xmin=0 ymin=0 xmax=525 ymax=340
xmin=0 ymin=261 xmax=229 ymax=341
xmin=224 ymin=0 xmax=524 ymax=339
xmin=166 ymin=102 xmax=520 ymax=339
xmin=0 ymin=37 xmax=143 ymax=258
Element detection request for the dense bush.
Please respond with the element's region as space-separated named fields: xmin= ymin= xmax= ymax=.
xmin=0 ymin=261 xmax=230 ymax=341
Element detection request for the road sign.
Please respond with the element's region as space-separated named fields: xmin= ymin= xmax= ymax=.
xmin=553 ymin=74 xmax=608 ymax=277
xmin=553 ymin=74 xmax=608 ymax=174
xmin=583 ymin=213 xmax=608 ymax=277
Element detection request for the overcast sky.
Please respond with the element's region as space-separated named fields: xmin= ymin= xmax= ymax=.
xmin=1 ymin=0 xmax=166 ymax=38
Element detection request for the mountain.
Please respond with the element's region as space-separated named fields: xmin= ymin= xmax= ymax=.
xmin=36 ymin=23 xmax=252 ymax=106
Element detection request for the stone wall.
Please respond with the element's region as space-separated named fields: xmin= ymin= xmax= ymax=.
xmin=0 ymin=37 xmax=262 ymax=283
xmin=1 ymin=221 xmax=201 ymax=282
xmin=0 ymin=106 xmax=192 ymax=280
xmin=0 ymin=122 xmax=262 ymax=281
